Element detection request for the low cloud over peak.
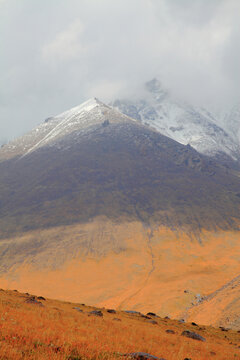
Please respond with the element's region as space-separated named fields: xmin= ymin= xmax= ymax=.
xmin=0 ymin=0 xmax=239 ymax=139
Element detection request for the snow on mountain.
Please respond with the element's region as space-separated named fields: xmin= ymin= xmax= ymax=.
xmin=1 ymin=81 xmax=239 ymax=163
xmin=0 ymin=98 xmax=133 ymax=161
xmin=112 ymin=78 xmax=240 ymax=160
xmin=217 ymin=102 xmax=240 ymax=145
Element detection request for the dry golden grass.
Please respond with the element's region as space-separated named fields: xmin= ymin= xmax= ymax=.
xmin=0 ymin=224 xmax=240 ymax=326
xmin=2 ymin=223 xmax=240 ymax=330
xmin=0 ymin=289 xmax=240 ymax=359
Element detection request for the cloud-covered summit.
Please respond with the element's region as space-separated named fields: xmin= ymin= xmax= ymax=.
xmin=0 ymin=0 xmax=239 ymax=140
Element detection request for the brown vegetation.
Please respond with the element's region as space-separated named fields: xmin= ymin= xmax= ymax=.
xmin=0 ymin=289 xmax=240 ymax=359
xmin=1 ymin=222 xmax=240 ymax=330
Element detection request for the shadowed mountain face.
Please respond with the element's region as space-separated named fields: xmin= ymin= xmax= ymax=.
xmin=0 ymin=100 xmax=240 ymax=238
xmin=1 ymin=98 xmax=240 ymax=327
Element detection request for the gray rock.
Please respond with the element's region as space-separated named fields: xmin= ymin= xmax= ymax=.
xmin=123 ymin=352 xmax=166 ymax=359
xmin=141 ymin=315 xmax=151 ymax=319
xmin=219 ymin=326 xmax=228 ymax=331
xmin=25 ymin=297 xmax=44 ymax=307
xmin=73 ymin=307 xmax=83 ymax=312
xmin=146 ymin=312 xmax=157 ymax=317
xmin=125 ymin=310 xmax=141 ymax=315
xmin=89 ymin=310 xmax=103 ymax=317
xmin=147 ymin=320 xmax=158 ymax=325
xmin=107 ymin=309 xmax=116 ymax=314
xmin=181 ymin=330 xmax=206 ymax=342
xmin=178 ymin=319 xmax=185 ymax=323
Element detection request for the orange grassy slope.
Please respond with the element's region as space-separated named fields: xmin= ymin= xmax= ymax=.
xmin=1 ymin=221 xmax=240 ymax=329
xmin=0 ymin=289 xmax=240 ymax=360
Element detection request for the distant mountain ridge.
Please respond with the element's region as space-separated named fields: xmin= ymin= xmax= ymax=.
xmin=112 ymin=78 xmax=240 ymax=162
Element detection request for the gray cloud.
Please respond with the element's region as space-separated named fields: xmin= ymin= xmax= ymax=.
xmin=0 ymin=0 xmax=239 ymax=140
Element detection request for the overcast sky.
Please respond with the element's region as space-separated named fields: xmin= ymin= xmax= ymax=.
xmin=0 ymin=0 xmax=240 ymax=141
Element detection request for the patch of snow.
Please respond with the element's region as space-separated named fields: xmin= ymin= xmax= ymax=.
xmin=20 ymin=98 xmax=104 ymax=158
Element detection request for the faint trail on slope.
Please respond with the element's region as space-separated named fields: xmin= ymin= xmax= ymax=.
xmin=146 ymin=227 xmax=155 ymax=279
xmin=117 ymin=225 xmax=155 ymax=310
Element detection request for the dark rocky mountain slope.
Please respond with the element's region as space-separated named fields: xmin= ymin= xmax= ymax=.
xmin=0 ymin=99 xmax=240 ymax=239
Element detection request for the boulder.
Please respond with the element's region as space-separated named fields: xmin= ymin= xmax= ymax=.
xmin=89 ymin=310 xmax=103 ymax=317
xmin=107 ymin=309 xmax=116 ymax=314
xmin=146 ymin=312 xmax=157 ymax=317
xmin=123 ymin=352 xmax=166 ymax=359
xmin=141 ymin=315 xmax=151 ymax=319
xmin=220 ymin=326 xmax=228 ymax=332
xmin=147 ymin=320 xmax=158 ymax=325
xmin=181 ymin=330 xmax=206 ymax=342
xmin=178 ymin=319 xmax=185 ymax=323
xmin=25 ymin=297 xmax=44 ymax=307
xmin=125 ymin=310 xmax=141 ymax=315
xmin=73 ymin=307 xmax=83 ymax=312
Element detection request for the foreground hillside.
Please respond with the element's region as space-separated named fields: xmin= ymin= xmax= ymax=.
xmin=0 ymin=289 xmax=240 ymax=360
xmin=1 ymin=224 xmax=240 ymax=330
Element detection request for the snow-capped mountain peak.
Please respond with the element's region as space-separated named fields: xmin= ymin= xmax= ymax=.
xmin=54 ymin=97 xmax=104 ymax=121
xmin=112 ymin=78 xmax=240 ymax=161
